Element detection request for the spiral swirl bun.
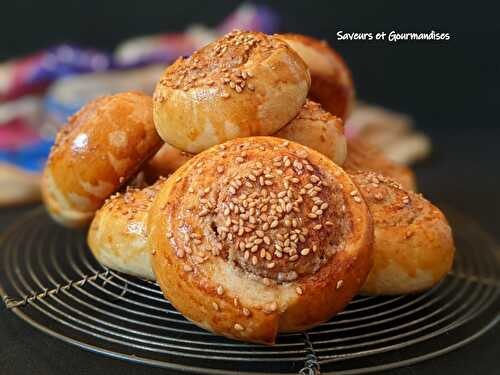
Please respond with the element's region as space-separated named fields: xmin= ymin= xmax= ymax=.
xmin=148 ymin=137 xmax=373 ymax=344
xmin=350 ymin=171 xmax=455 ymax=295
xmin=42 ymin=92 xmax=162 ymax=227
xmin=278 ymin=33 xmax=355 ymax=120
xmin=153 ymin=30 xmax=311 ymax=153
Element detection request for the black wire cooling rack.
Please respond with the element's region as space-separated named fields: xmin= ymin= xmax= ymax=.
xmin=0 ymin=206 xmax=499 ymax=374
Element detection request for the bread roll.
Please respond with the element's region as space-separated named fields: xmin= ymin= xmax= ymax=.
xmin=278 ymin=33 xmax=355 ymax=120
xmin=153 ymin=30 xmax=310 ymax=153
xmin=344 ymin=138 xmax=416 ymax=191
xmin=42 ymin=92 xmax=162 ymax=228
xmin=350 ymin=171 xmax=455 ymax=295
xmin=88 ymin=178 xmax=167 ymax=280
xmin=275 ymin=100 xmax=346 ymax=165
xmin=148 ymin=136 xmax=373 ymax=344
xmin=143 ymin=143 xmax=194 ymax=183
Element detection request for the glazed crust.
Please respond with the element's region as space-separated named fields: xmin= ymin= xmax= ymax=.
xmin=42 ymin=92 xmax=162 ymax=228
xmin=275 ymin=100 xmax=347 ymax=165
xmin=350 ymin=171 xmax=455 ymax=295
xmin=153 ymin=30 xmax=310 ymax=153
xmin=344 ymin=138 xmax=416 ymax=191
xmin=149 ymin=136 xmax=373 ymax=344
xmin=88 ymin=178 xmax=167 ymax=280
xmin=278 ymin=33 xmax=355 ymax=120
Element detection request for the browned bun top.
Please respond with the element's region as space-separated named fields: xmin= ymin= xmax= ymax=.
xmin=278 ymin=33 xmax=355 ymax=120
xmin=344 ymin=138 xmax=416 ymax=191
xmin=158 ymin=30 xmax=292 ymax=94
xmin=153 ymin=30 xmax=310 ymax=153
xmin=42 ymin=92 xmax=162 ymax=227
xmin=149 ymin=136 xmax=373 ymax=343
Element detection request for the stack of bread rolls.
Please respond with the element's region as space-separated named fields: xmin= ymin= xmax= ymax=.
xmin=41 ymin=30 xmax=454 ymax=344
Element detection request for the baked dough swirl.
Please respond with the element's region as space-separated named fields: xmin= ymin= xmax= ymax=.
xmin=153 ymin=30 xmax=310 ymax=153
xmin=148 ymin=137 xmax=373 ymax=344
xmin=278 ymin=33 xmax=355 ymax=120
xmin=350 ymin=171 xmax=455 ymax=295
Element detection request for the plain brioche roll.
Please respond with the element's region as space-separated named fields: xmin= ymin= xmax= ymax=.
xmin=344 ymin=138 xmax=416 ymax=191
xmin=42 ymin=92 xmax=162 ymax=228
xmin=148 ymin=137 xmax=373 ymax=344
xmin=275 ymin=100 xmax=346 ymax=165
xmin=350 ymin=171 xmax=455 ymax=295
xmin=88 ymin=178 xmax=167 ymax=280
xmin=153 ymin=30 xmax=311 ymax=153
xmin=278 ymin=33 xmax=355 ymax=120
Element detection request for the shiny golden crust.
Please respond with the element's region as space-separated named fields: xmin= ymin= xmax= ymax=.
xmin=42 ymin=92 xmax=162 ymax=227
xmin=350 ymin=171 xmax=455 ymax=295
xmin=278 ymin=33 xmax=355 ymax=120
xmin=143 ymin=143 xmax=194 ymax=183
xmin=88 ymin=178 xmax=167 ymax=280
xmin=275 ymin=100 xmax=347 ymax=165
xmin=149 ymin=136 xmax=373 ymax=344
xmin=344 ymin=138 xmax=416 ymax=191
xmin=153 ymin=30 xmax=311 ymax=153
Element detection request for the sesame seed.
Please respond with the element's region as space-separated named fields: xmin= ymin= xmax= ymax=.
xmin=234 ymin=323 xmax=245 ymax=331
xmin=300 ymin=248 xmax=310 ymax=256
xmin=216 ymin=286 xmax=224 ymax=295
xmin=336 ymin=280 xmax=344 ymax=290
xmin=212 ymin=302 xmax=220 ymax=311
xmin=242 ymin=307 xmax=251 ymax=317
xmin=183 ymin=265 xmax=193 ymax=272
xmin=296 ymin=286 xmax=303 ymax=295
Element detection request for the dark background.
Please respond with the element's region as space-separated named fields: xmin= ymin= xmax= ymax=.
xmin=1 ymin=1 xmax=499 ymax=374
xmin=2 ymin=1 xmax=499 ymax=132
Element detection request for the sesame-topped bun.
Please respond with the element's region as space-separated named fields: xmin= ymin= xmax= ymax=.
xmin=143 ymin=143 xmax=195 ymax=183
xmin=277 ymin=33 xmax=355 ymax=120
xmin=344 ymin=138 xmax=416 ymax=191
xmin=88 ymin=178 xmax=167 ymax=280
xmin=148 ymin=137 xmax=373 ymax=344
xmin=153 ymin=30 xmax=311 ymax=153
xmin=350 ymin=171 xmax=455 ymax=295
xmin=274 ymin=100 xmax=347 ymax=165
xmin=42 ymin=92 xmax=163 ymax=228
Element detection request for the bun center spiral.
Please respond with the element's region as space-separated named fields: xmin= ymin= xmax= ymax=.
xmin=170 ymin=139 xmax=353 ymax=283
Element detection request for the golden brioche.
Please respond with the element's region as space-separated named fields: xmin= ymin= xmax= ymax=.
xmin=278 ymin=33 xmax=355 ymax=120
xmin=42 ymin=92 xmax=162 ymax=228
xmin=344 ymin=138 xmax=416 ymax=191
xmin=88 ymin=178 xmax=167 ymax=280
xmin=153 ymin=30 xmax=311 ymax=153
xmin=275 ymin=100 xmax=346 ymax=165
xmin=148 ymin=136 xmax=373 ymax=344
xmin=350 ymin=171 xmax=455 ymax=295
